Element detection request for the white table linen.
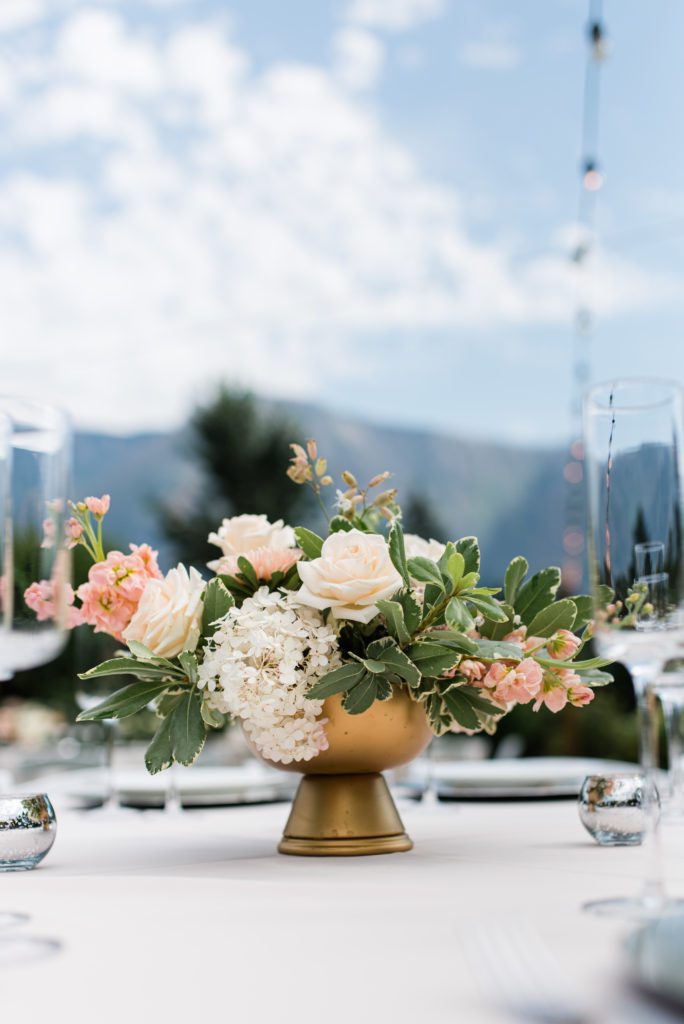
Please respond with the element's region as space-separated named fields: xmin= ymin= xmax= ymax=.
xmin=3 ymin=798 xmax=684 ymax=1024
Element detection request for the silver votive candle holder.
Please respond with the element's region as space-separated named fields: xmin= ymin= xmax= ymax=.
xmin=579 ymin=773 xmax=652 ymax=846
xmin=0 ymin=794 xmax=57 ymax=871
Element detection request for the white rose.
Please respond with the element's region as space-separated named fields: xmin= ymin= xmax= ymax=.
xmin=403 ymin=533 xmax=446 ymax=562
xmin=124 ymin=565 xmax=205 ymax=658
xmin=207 ymin=514 xmax=295 ymax=572
xmin=297 ymin=529 xmax=402 ymax=624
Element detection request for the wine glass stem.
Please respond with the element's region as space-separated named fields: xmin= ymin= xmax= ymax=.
xmin=634 ymin=676 xmax=665 ymax=911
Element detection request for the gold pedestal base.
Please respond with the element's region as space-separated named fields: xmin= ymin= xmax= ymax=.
xmin=278 ymin=772 xmax=412 ymax=857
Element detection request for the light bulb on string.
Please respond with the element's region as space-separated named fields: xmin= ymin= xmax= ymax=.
xmin=582 ymin=159 xmax=604 ymax=191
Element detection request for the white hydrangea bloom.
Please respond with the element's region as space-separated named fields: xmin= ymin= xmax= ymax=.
xmin=197 ymin=588 xmax=341 ymax=764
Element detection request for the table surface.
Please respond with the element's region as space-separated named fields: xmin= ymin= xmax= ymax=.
xmin=3 ymin=796 xmax=684 ymax=1024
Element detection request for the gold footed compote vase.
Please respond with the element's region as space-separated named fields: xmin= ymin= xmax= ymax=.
xmin=247 ymin=688 xmax=432 ymax=856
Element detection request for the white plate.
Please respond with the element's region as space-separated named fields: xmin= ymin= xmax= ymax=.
xmin=33 ymin=764 xmax=298 ymax=809
xmin=411 ymin=757 xmax=639 ymax=799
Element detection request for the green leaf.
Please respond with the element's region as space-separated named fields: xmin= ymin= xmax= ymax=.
xmin=441 ymin=688 xmax=480 ymax=731
xmin=446 ymin=551 xmax=465 ymax=586
xmin=376 ymin=599 xmax=410 ymax=644
xmin=472 ymin=639 xmax=524 ymax=662
xmin=514 ymin=567 xmax=562 ymax=625
xmin=406 ymin=642 xmax=459 ymax=678
xmin=527 ymin=599 xmax=577 ymax=639
xmin=426 ymin=629 xmax=478 ymax=654
xmin=170 ymin=692 xmax=206 ymax=767
xmin=237 ymin=556 xmax=258 ymax=589
xmin=294 ymin=526 xmax=324 ymax=559
xmin=145 ymin=714 xmax=174 ymax=775
xmin=455 ymin=536 xmax=480 ymax=576
xmin=375 ymin=678 xmax=393 ymax=701
xmin=202 ymin=578 xmax=234 ymax=638
xmin=178 ymin=651 xmax=198 ymax=684
xmin=445 ymin=597 xmax=477 ymax=632
xmin=76 ymin=681 xmax=172 ymax=721
xmin=78 ymin=657 xmax=180 ymax=681
xmin=126 ymin=640 xmax=156 ymax=661
xmin=200 ymin=702 xmax=225 ymax=728
xmin=464 ymin=593 xmax=510 ymax=623
xmin=570 ymin=595 xmax=594 ymax=630
xmin=388 ymin=521 xmax=410 ymax=587
xmin=482 ymin=602 xmax=515 ymax=641
xmin=457 ymin=685 xmax=503 ymax=718
xmin=396 ymin=589 xmax=422 ymax=633
xmin=362 ymin=658 xmax=388 ymax=674
xmin=407 ymin=556 xmax=445 ymax=590
xmin=575 ymin=668 xmax=613 ymax=686
xmin=504 ymin=556 xmax=528 ymax=606
xmin=306 ymin=662 xmax=366 ymax=700
xmin=367 ymin=639 xmax=421 ymax=687
xmin=342 ymin=675 xmax=377 ymax=714
xmin=329 ymin=516 xmax=354 ymax=534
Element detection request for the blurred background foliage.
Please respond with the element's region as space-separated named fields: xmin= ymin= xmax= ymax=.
xmin=2 ymin=387 xmax=639 ymax=764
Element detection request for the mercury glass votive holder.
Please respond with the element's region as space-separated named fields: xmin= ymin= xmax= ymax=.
xmin=0 ymin=794 xmax=57 ymax=871
xmin=579 ymin=774 xmax=652 ymax=846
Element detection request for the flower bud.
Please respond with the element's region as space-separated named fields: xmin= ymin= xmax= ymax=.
xmin=315 ymin=457 xmax=327 ymax=476
xmin=306 ymin=439 xmax=318 ymax=461
xmin=341 ymin=471 xmax=357 ymax=488
xmin=369 ymin=471 xmax=390 ymax=488
xmin=319 ymin=475 xmax=333 ymax=486
xmin=374 ymin=489 xmax=397 ymax=507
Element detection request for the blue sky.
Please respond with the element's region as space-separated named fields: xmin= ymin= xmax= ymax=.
xmin=1 ymin=0 xmax=683 ymax=444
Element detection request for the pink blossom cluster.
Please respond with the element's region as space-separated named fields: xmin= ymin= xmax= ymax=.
xmin=24 ymin=580 xmax=84 ymax=629
xmin=460 ymin=625 xmax=593 ymax=714
xmin=77 ymin=543 xmax=162 ymax=640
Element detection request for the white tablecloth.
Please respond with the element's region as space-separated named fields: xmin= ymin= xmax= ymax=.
xmin=3 ymin=798 xmax=684 ymax=1024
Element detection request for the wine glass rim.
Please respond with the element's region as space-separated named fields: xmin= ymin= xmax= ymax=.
xmin=0 ymin=396 xmax=70 ymax=436
xmin=586 ymin=377 xmax=683 ymax=413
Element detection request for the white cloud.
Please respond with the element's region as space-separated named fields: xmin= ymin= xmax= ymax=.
xmin=459 ymin=39 xmax=521 ymax=71
xmin=0 ymin=6 xmax=677 ymax=435
xmin=0 ymin=0 xmax=46 ymax=32
xmin=346 ymin=0 xmax=445 ymax=33
xmin=333 ymin=27 xmax=384 ymax=91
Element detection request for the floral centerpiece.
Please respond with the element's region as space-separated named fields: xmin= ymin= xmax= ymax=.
xmin=26 ymin=444 xmax=613 ymax=854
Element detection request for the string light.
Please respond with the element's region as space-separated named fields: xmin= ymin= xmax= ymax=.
xmin=563 ymin=0 xmax=608 ymax=591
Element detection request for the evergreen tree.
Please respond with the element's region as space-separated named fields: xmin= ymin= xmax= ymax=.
xmin=159 ymin=387 xmax=311 ymax=567
xmin=402 ymin=493 xmax=446 ymax=541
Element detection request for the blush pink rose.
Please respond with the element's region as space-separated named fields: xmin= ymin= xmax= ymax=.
xmin=483 ymin=658 xmax=543 ymax=705
xmin=546 ymin=629 xmax=582 ymax=660
xmin=211 ymin=546 xmax=301 ymax=581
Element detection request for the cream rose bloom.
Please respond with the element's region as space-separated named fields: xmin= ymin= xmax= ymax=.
xmin=404 ymin=533 xmax=446 ymax=562
xmin=123 ymin=565 xmax=205 ymax=657
xmin=297 ymin=529 xmax=402 ymax=624
xmin=207 ymin=514 xmax=295 ymax=573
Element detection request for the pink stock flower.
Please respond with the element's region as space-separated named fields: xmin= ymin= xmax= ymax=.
xmin=24 ymin=580 xmax=83 ymax=628
xmin=65 ymin=518 xmax=83 ymax=549
xmin=546 ymin=629 xmax=582 ymax=661
xmin=210 ymin=546 xmax=301 ymax=581
xmin=459 ymin=659 xmax=488 ymax=684
xmin=41 ymin=518 xmax=56 ymax=549
xmin=568 ymin=684 xmax=595 ymax=707
xmin=85 ymin=495 xmax=110 ymax=517
xmin=534 ymin=686 xmax=569 ymax=713
xmin=483 ymin=658 xmax=543 ymax=705
xmin=77 ymin=544 xmax=162 ymax=641
xmin=522 ymin=635 xmax=547 ymax=654
xmin=503 ymin=626 xmax=527 ymax=644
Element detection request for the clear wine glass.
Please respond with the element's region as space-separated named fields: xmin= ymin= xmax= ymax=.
xmin=0 ymin=398 xmax=70 ymax=954
xmin=584 ymin=378 xmax=684 ymax=918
